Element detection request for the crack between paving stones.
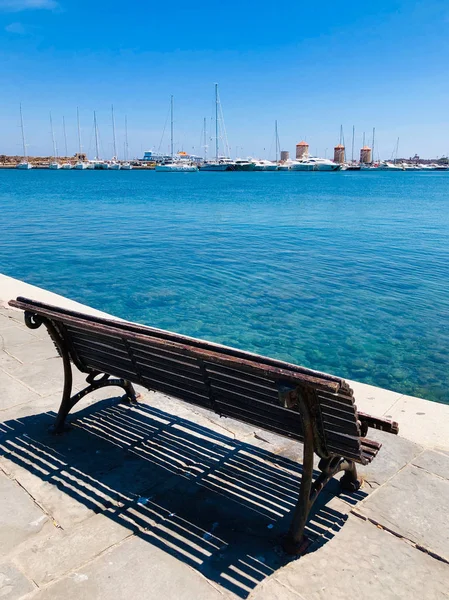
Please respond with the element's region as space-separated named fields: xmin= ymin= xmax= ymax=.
xmin=350 ymin=510 xmax=449 ymax=565
xmin=10 ymin=475 xmax=63 ymax=530
xmin=410 ymin=462 xmax=449 ymax=482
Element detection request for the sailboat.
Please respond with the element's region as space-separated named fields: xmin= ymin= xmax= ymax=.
xmin=74 ymin=107 xmax=87 ymax=169
xmin=60 ymin=116 xmax=72 ymax=169
xmin=49 ymin=112 xmax=61 ymax=169
xmin=17 ymin=104 xmax=33 ymax=169
xmin=200 ymin=84 xmax=233 ymax=171
xmin=121 ymin=115 xmax=132 ymax=169
xmin=109 ymin=105 xmax=121 ymax=169
xmin=92 ymin=111 xmax=109 ymax=169
xmin=155 ymin=96 xmax=198 ymax=172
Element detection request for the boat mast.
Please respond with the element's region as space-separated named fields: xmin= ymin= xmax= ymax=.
xmin=215 ymin=83 xmax=219 ymax=161
xmin=124 ymin=115 xmax=129 ymax=161
xmin=372 ymin=127 xmax=375 ymax=164
xmin=50 ymin=112 xmax=57 ymax=159
xmin=94 ymin=111 xmax=100 ymax=160
xmin=19 ymin=103 xmax=27 ymax=159
xmin=63 ymin=116 xmax=68 ymax=157
xmin=111 ymin=105 xmax=117 ymax=159
xmin=170 ymin=95 xmax=174 ymax=159
xmin=203 ymin=117 xmax=207 ymax=160
xmin=351 ymin=125 xmax=355 ymax=163
xmin=76 ymin=107 xmax=82 ymax=156
xmin=275 ymin=120 xmax=279 ymax=163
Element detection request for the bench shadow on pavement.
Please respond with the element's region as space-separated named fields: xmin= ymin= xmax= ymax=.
xmin=0 ymin=398 xmax=367 ymax=598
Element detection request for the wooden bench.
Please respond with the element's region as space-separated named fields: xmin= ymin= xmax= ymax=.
xmin=9 ymin=296 xmax=399 ymax=553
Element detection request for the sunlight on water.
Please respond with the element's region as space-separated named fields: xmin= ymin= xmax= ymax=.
xmin=1 ymin=169 xmax=448 ymax=403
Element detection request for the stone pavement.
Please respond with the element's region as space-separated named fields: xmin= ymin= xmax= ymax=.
xmin=1 ymin=300 xmax=448 ymax=599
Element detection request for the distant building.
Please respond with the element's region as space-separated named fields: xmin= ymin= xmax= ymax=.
xmin=280 ymin=150 xmax=290 ymax=162
xmin=296 ymin=141 xmax=309 ymax=160
xmin=360 ymin=146 xmax=372 ymax=164
xmin=333 ymin=144 xmax=345 ymax=164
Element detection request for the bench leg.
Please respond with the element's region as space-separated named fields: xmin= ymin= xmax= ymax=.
xmin=340 ymin=460 xmax=361 ymax=492
xmin=51 ymin=373 xmax=138 ymax=434
xmin=283 ymin=417 xmax=315 ymax=554
xmin=283 ymin=453 xmax=360 ymax=554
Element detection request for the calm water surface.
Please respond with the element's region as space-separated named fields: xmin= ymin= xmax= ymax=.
xmin=1 ymin=169 xmax=448 ymax=403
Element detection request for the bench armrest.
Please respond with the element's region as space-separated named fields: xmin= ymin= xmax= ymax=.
xmin=358 ymin=411 xmax=399 ymax=436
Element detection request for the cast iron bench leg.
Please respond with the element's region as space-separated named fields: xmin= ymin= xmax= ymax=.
xmin=28 ymin=317 xmax=138 ymax=434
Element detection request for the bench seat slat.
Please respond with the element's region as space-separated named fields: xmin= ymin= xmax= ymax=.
xmin=322 ymin=414 xmax=360 ymax=436
xmin=66 ymin=324 xmax=124 ymax=344
xmin=81 ymin=356 xmax=137 ymax=381
xmin=209 ymin=380 xmax=280 ymax=407
xmin=130 ymin=340 xmax=200 ymax=367
xmin=137 ymin=364 xmax=208 ymax=395
xmin=72 ymin=341 xmax=131 ymax=366
xmin=132 ymin=351 xmax=203 ymax=379
xmin=206 ymin=371 xmax=278 ymax=400
xmin=214 ymin=394 xmax=303 ymax=432
xmin=216 ymin=399 xmax=302 ymax=436
xmin=324 ymin=429 xmax=361 ymax=451
xmin=68 ymin=331 xmax=128 ymax=354
xmin=217 ymin=405 xmax=303 ymax=441
xmin=317 ymin=390 xmax=355 ymax=407
xmin=139 ymin=374 xmax=212 ymax=408
xmin=205 ymin=362 xmax=280 ymax=390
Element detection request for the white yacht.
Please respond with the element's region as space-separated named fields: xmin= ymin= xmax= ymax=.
xmin=200 ymin=158 xmax=235 ymax=171
xmin=17 ymin=161 xmax=33 ymax=170
xmin=49 ymin=161 xmax=61 ymax=170
xmin=253 ymin=159 xmax=278 ymax=171
xmin=109 ymin=160 xmax=121 ymax=170
xmin=61 ymin=163 xmax=72 ymax=170
xmin=290 ymin=158 xmax=340 ymax=171
xmin=200 ymin=162 xmax=229 ymax=171
xmin=74 ymin=161 xmax=87 ymax=170
xmin=155 ymin=162 xmax=198 ymax=172
xmin=234 ymin=158 xmax=256 ymax=171
xmin=121 ymin=162 xmax=132 ymax=170
xmin=378 ymin=161 xmax=402 ymax=171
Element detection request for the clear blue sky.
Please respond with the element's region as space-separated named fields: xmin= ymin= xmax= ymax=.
xmin=0 ymin=0 xmax=448 ymax=160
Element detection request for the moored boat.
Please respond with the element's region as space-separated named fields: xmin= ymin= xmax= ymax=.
xmin=253 ymin=159 xmax=278 ymax=171
xmin=155 ymin=162 xmax=198 ymax=172
xmin=290 ymin=158 xmax=340 ymax=171
xmin=234 ymin=158 xmax=256 ymax=171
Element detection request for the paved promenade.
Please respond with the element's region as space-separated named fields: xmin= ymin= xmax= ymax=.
xmin=1 ymin=276 xmax=449 ymax=599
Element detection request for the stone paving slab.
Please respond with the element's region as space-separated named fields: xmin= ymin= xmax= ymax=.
xmin=348 ymin=380 xmax=403 ymax=416
xmin=0 ymin=472 xmax=49 ymax=559
xmin=0 ymin=371 xmax=41 ymax=411
xmin=256 ymin=515 xmax=449 ymax=600
xmin=354 ymin=463 xmax=449 ymax=561
xmin=32 ymin=535 xmax=228 ymax=600
xmin=386 ymin=394 xmax=449 ymax=451
xmin=0 ymin=562 xmax=35 ymax=600
xmin=13 ymin=512 xmax=132 ymax=586
xmin=412 ymin=449 xmax=449 ymax=480
xmin=0 ymin=324 xmax=41 ymax=349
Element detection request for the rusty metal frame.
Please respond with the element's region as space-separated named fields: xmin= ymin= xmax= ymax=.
xmin=24 ymin=311 xmax=138 ymax=434
xmin=282 ymin=387 xmax=360 ymax=555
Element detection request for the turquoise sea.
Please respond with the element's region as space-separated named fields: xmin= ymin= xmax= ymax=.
xmin=1 ymin=169 xmax=448 ymax=403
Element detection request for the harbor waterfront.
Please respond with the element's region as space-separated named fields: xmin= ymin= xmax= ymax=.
xmin=1 ymin=168 xmax=448 ymax=403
